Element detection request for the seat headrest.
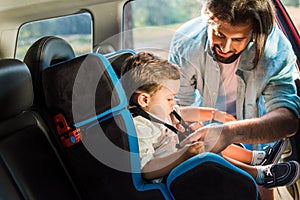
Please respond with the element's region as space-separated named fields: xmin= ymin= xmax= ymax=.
xmin=0 ymin=59 xmax=33 ymax=121
xmin=42 ymin=53 xmax=127 ymax=126
xmin=24 ymin=36 xmax=75 ymax=104
xmin=24 ymin=36 xmax=75 ymax=72
xmin=105 ymin=49 xmax=136 ymax=78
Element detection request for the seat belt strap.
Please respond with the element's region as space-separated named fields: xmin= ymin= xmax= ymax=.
xmin=129 ymin=107 xmax=189 ymax=141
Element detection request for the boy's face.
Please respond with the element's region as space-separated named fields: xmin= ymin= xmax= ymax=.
xmin=207 ymin=17 xmax=253 ymax=64
xmin=146 ymin=79 xmax=180 ymax=120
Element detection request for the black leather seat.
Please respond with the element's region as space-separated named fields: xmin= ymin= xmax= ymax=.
xmin=23 ymin=36 xmax=75 ymax=105
xmin=0 ymin=59 xmax=81 ymax=200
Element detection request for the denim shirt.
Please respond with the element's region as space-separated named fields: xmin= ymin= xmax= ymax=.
xmin=169 ymin=16 xmax=300 ymax=121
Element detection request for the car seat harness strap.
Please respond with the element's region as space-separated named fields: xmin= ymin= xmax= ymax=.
xmin=129 ymin=107 xmax=190 ymax=141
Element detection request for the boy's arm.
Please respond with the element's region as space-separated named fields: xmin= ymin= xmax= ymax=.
xmin=180 ymin=108 xmax=298 ymax=153
xmin=178 ymin=106 xmax=215 ymax=122
xmin=214 ymin=110 xmax=237 ymax=122
xmin=178 ymin=106 xmax=236 ymax=123
xmin=142 ymin=142 xmax=204 ymax=180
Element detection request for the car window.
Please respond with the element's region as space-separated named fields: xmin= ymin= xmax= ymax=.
xmin=123 ymin=0 xmax=203 ymax=59
xmin=278 ymin=0 xmax=300 ymax=78
xmin=124 ymin=0 xmax=299 ymax=77
xmin=16 ymin=12 xmax=93 ymax=60
xmin=124 ymin=0 xmax=300 ymax=59
xmin=281 ymin=0 xmax=300 ymax=33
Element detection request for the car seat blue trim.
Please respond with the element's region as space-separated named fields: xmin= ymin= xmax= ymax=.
xmin=88 ymin=108 xmax=172 ymax=199
xmin=166 ymin=152 xmax=258 ymax=200
xmin=120 ymin=109 xmax=172 ymax=200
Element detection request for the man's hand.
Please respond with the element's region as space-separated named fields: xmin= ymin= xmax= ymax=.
xmin=179 ymin=124 xmax=230 ymax=153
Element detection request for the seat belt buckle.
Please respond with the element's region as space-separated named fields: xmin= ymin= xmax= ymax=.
xmin=60 ymin=129 xmax=81 ymax=147
xmin=54 ymin=113 xmax=81 ymax=147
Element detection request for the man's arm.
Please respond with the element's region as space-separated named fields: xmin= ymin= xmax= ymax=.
xmin=226 ymin=107 xmax=298 ymax=144
xmin=178 ymin=106 xmax=236 ymax=123
xmin=180 ymin=107 xmax=298 ymax=153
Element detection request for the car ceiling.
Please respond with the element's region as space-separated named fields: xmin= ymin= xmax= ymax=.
xmin=0 ymin=0 xmax=122 ymax=23
xmin=0 ymin=0 xmax=127 ymax=58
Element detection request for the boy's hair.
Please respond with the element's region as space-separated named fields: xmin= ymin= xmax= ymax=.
xmin=203 ymin=0 xmax=276 ymax=68
xmin=121 ymin=52 xmax=180 ymax=106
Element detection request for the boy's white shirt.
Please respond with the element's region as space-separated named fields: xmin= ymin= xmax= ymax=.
xmin=133 ymin=114 xmax=179 ymax=170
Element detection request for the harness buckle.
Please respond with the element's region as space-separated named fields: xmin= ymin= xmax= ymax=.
xmin=54 ymin=113 xmax=81 ymax=147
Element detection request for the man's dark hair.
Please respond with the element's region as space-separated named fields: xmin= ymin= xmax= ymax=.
xmin=204 ymin=0 xmax=276 ymax=68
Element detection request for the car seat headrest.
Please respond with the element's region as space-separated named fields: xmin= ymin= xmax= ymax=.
xmin=42 ymin=53 xmax=126 ymax=126
xmin=0 ymin=59 xmax=33 ymax=121
xmin=105 ymin=50 xmax=136 ymax=78
xmin=23 ymin=36 xmax=75 ymax=104
xmin=24 ymin=36 xmax=75 ymax=72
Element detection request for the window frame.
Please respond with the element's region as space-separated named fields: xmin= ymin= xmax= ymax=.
xmin=15 ymin=11 xmax=93 ymax=60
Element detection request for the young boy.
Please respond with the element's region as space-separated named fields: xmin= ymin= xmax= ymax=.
xmin=120 ymin=52 xmax=299 ymax=188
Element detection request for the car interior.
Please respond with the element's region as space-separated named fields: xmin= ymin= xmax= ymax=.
xmin=0 ymin=0 xmax=299 ymax=199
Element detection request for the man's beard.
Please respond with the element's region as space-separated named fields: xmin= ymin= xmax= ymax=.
xmin=211 ymin=46 xmax=241 ymax=64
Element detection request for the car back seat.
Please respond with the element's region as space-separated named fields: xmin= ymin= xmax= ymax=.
xmin=23 ymin=36 xmax=75 ymax=106
xmin=0 ymin=59 xmax=82 ymax=200
xmin=22 ymin=36 xmax=83 ymax=193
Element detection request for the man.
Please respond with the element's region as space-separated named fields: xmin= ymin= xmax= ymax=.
xmin=169 ymin=0 xmax=300 ymax=198
xmin=169 ymin=0 xmax=299 ymax=154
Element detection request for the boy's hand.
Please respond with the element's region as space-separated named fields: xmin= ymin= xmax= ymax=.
xmin=188 ymin=122 xmax=203 ymax=130
xmin=175 ymin=123 xmax=186 ymax=133
xmin=181 ymin=141 xmax=205 ymax=158
xmin=179 ymin=123 xmax=228 ymax=153
xmin=179 ymin=126 xmax=206 ymax=147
